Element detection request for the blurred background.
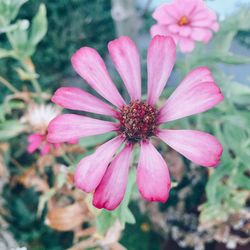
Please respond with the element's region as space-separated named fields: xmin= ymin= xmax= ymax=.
xmin=0 ymin=0 xmax=250 ymax=249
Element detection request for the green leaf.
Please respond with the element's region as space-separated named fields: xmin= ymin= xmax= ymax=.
xmin=232 ymin=173 xmax=250 ymax=190
xmin=37 ymin=189 xmax=56 ymax=217
xmin=7 ymin=20 xmax=33 ymax=58
xmin=200 ymin=203 xmax=228 ymax=223
xmin=56 ymin=171 xmax=67 ymax=189
xmin=0 ymin=48 xmax=15 ymax=58
xmin=112 ymin=168 xmax=136 ymax=227
xmin=6 ymin=4 xmax=47 ymax=58
xmin=96 ymin=210 xmax=116 ymax=235
xmin=0 ymin=0 xmax=28 ymax=25
xmin=0 ymin=120 xmax=25 ymax=140
xmin=214 ymin=52 xmax=250 ymax=65
xmin=224 ymin=112 xmax=250 ymax=130
xmin=0 ymin=101 xmax=25 ymax=122
xmin=29 ymin=4 xmax=47 ymax=46
xmin=223 ymin=123 xmax=247 ymax=148
xmin=96 ymin=169 xmax=136 ymax=234
xmin=205 ymin=160 xmax=233 ymax=203
xmin=213 ymin=8 xmax=250 ymax=52
xmin=79 ymin=132 xmax=115 ymax=149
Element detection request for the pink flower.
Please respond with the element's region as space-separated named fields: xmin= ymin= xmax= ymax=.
xmin=27 ymin=133 xmax=60 ymax=156
xmin=47 ymin=35 xmax=223 ymax=210
xmin=25 ymin=104 xmax=78 ymax=156
xmin=151 ymin=0 xmax=219 ymax=52
xmin=27 ymin=133 xmax=78 ymax=156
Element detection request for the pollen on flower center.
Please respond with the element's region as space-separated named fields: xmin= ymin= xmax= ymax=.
xmin=178 ymin=16 xmax=189 ymax=26
xmin=118 ymin=101 xmax=158 ymax=142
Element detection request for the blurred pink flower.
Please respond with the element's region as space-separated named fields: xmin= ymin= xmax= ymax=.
xmin=25 ymin=104 xmax=78 ymax=156
xmin=151 ymin=0 xmax=219 ymax=52
xmin=27 ymin=133 xmax=60 ymax=156
xmin=47 ymin=35 xmax=223 ymax=210
xmin=27 ymin=133 xmax=78 ymax=156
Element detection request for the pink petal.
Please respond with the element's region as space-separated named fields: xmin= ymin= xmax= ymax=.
xmin=147 ymin=35 xmax=176 ymax=105
xmin=154 ymin=2 xmax=183 ymax=22
xmin=175 ymin=0 xmax=203 ymax=16
xmin=192 ymin=9 xmax=217 ymax=23
xmin=150 ymin=25 xmax=179 ymax=44
xmin=158 ymin=67 xmax=223 ymax=123
xmin=52 ymin=87 xmax=116 ymax=117
xmin=191 ymin=12 xmax=210 ymax=22
xmin=137 ymin=141 xmax=171 ymax=202
xmin=27 ymin=134 xmax=43 ymax=153
xmin=168 ymin=24 xmax=180 ymax=33
xmin=47 ymin=114 xmax=117 ymax=143
xmin=28 ymin=133 xmax=43 ymax=143
xmin=152 ymin=3 xmax=179 ymax=23
xmin=192 ymin=18 xmax=216 ymax=28
xmin=93 ymin=144 xmax=133 ymax=210
xmin=71 ymin=47 xmax=125 ymax=108
xmin=172 ymin=66 xmax=215 ymax=91
xmin=211 ymin=21 xmax=219 ymax=32
xmin=157 ymin=129 xmax=223 ymax=167
xmin=67 ymin=138 xmax=79 ymax=144
xmin=40 ymin=142 xmax=51 ymax=156
xmin=179 ymin=26 xmax=192 ymax=37
xmin=108 ymin=36 xmax=141 ymax=101
xmin=191 ymin=28 xmax=213 ymax=42
xmin=74 ymin=136 xmax=124 ymax=193
xmin=179 ymin=37 xmax=195 ymax=53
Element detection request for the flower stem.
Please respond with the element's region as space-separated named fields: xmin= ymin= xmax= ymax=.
xmin=0 ymin=76 xmax=19 ymax=93
xmin=21 ymin=58 xmax=43 ymax=103
xmin=111 ymin=0 xmax=140 ymax=40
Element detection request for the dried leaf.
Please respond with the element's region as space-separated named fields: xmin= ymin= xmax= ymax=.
xmin=17 ymin=168 xmax=49 ymax=192
xmin=46 ymin=202 xmax=86 ymax=231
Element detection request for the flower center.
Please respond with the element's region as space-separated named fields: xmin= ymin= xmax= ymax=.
xmin=178 ymin=16 xmax=189 ymax=26
xmin=118 ymin=101 xmax=158 ymax=142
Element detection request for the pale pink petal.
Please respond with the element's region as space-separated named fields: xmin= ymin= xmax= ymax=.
xmin=71 ymin=47 xmax=125 ymax=108
xmin=175 ymin=0 xmax=203 ymax=16
xmin=168 ymin=24 xmax=180 ymax=33
xmin=74 ymin=136 xmax=124 ymax=193
xmin=137 ymin=141 xmax=171 ymax=202
xmin=158 ymin=67 xmax=220 ymax=122
xmin=40 ymin=142 xmax=51 ymax=156
xmin=192 ymin=18 xmax=216 ymax=28
xmin=211 ymin=21 xmax=219 ymax=32
xmin=157 ymin=129 xmax=223 ymax=167
xmin=150 ymin=25 xmax=179 ymax=44
xmin=159 ymin=82 xmax=223 ymax=123
xmin=179 ymin=37 xmax=195 ymax=53
xmin=153 ymin=3 xmax=180 ymax=22
xmin=93 ymin=144 xmax=133 ymax=210
xmin=27 ymin=134 xmax=43 ymax=153
xmin=191 ymin=28 xmax=213 ymax=42
xmin=108 ymin=36 xmax=141 ymax=101
xmin=47 ymin=114 xmax=117 ymax=143
xmin=150 ymin=24 xmax=169 ymax=37
xmin=192 ymin=9 xmax=217 ymax=22
xmin=67 ymin=138 xmax=79 ymax=144
xmin=172 ymin=66 xmax=215 ymax=92
xmin=147 ymin=35 xmax=176 ymax=105
xmin=28 ymin=133 xmax=42 ymax=143
xmin=52 ymin=87 xmax=117 ymax=117
xmin=179 ymin=26 xmax=192 ymax=37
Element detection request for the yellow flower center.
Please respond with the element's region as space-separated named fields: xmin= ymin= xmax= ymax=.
xmin=178 ymin=16 xmax=189 ymax=26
